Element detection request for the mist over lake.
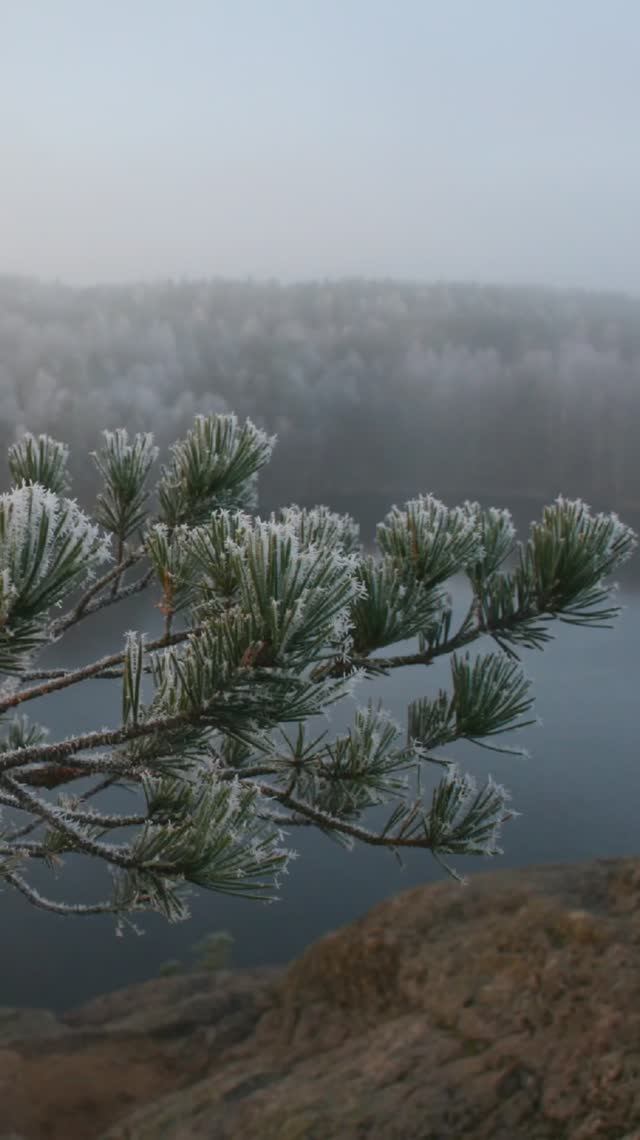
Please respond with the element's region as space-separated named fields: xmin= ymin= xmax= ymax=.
xmin=0 ymin=279 xmax=638 ymax=1013
xmin=2 ymin=277 xmax=640 ymax=514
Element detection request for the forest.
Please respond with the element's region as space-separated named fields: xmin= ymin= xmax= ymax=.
xmin=1 ymin=276 xmax=638 ymax=521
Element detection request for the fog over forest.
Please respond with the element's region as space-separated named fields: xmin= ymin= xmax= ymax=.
xmin=1 ymin=276 xmax=638 ymax=523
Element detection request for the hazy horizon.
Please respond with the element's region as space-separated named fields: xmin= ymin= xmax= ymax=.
xmin=3 ymin=0 xmax=640 ymax=293
xmin=5 ymin=271 xmax=640 ymax=304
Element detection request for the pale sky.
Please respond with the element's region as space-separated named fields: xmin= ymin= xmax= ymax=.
xmin=2 ymin=0 xmax=639 ymax=291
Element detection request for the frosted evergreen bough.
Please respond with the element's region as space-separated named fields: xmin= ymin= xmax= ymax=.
xmin=0 ymin=414 xmax=635 ymax=927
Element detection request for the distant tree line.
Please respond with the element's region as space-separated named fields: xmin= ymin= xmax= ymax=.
xmin=1 ymin=276 xmax=638 ymax=521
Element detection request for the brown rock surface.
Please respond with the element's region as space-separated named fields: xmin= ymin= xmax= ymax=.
xmin=3 ymin=857 xmax=640 ymax=1139
xmin=0 ymin=968 xmax=278 ymax=1140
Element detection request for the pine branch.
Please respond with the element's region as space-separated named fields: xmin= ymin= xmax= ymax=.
xmin=50 ymin=545 xmax=147 ymax=635
xmin=1 ymin=774 xmax=138 ymax=867
xmin=3 ymin=872 xmax=129 ymax=917
xmin=3 ymin=772 xmax=125 ymax=843
xmin=256 ymin=782 xmax=445 ymax=852
xmin=312 ymin=600 xmax=480 ymax=679
xmin=1 ymin=626 xmax=195 ymax=713
xmin=0 ymin=420 xmax=635 ymax=919
xmin=0 ymin=709 xmax=203 ymax=774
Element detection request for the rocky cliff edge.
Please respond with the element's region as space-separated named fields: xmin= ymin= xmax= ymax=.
xmin=2 ymin=856 xmax=640 ymax=1140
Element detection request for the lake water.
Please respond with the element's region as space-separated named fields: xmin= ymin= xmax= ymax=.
xmin=1 ymin=496 xmax=638 ymax=1012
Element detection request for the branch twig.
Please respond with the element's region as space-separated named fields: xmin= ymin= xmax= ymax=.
xmin=1 ymin=625 xmax=197 ymax=714
xmin=50 ymin=545 xmax=147 ymax=636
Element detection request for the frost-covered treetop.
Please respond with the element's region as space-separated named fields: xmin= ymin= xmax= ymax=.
xmin=0 ymin=413 xmax=635 ymax=928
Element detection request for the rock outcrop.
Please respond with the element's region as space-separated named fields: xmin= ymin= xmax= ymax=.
xmin=2 ymin=856 xmax=640 ymax=1139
